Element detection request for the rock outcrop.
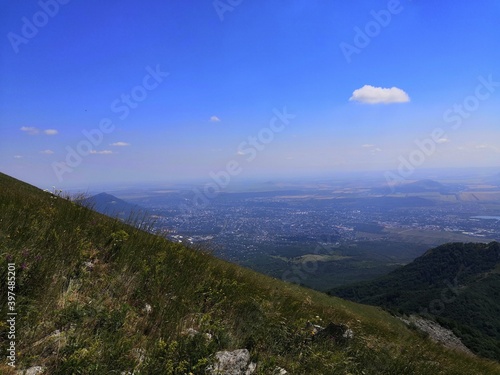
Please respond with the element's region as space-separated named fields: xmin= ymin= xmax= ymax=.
xmin=207 ymin=349 xmax=256 ymax=375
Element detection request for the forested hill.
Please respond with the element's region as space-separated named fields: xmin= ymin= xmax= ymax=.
xmin=330 ymin=242 xmax=500 ymax=360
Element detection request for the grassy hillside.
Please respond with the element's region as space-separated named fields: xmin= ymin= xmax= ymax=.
xmin=330 ymin=242 xmax=500 ymax=360
xmin=0 ymin=172 xmax=499 ymax=374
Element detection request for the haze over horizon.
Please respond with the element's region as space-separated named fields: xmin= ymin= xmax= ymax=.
xmin=1 ymin=0 xmax=499 ymax=190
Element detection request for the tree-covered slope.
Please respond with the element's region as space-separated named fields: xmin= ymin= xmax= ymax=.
xmin=330 ymin=242 xmax=500 ymax=360
xmin=0 ymin=172 xmax=499 ymax=374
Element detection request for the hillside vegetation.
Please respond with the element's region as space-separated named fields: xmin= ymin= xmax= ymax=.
xmin=1 ymin=172 xmax=499 ymax=374
xmin=330 ymin=242 xmax=500 ymax=360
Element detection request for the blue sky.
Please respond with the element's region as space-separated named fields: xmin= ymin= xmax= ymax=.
xmin=1 ymin=0 xmax=499 ymax=189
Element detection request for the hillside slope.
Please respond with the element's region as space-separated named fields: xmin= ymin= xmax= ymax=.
xmin=330 ymin=242 xmax=500 ymax=360
xmin=0 ymin=172 xmax=499 ymax=374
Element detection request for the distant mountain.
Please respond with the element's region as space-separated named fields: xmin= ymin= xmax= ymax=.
xmin=81 ymin=192 xmax=145 ymax=221
xmin=402 ymin=179 xmax=445 ymax=191
xmin=376 ymin=179 xmax=464 ymax=194
xmin=329 ymin=242 xmax=500 ymax=360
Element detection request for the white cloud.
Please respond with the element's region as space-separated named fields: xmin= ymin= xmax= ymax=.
xmin=110 ymin=142 xmax=130 ymax=147
xmin=210 ymin=116 xmax=221 ymax=122
xmin=349 ymin=85 xmax=410 ymax=104
xmin=20 ymin=126 xmax=39 ymax=135
xmin=40 ymin=149 xmax=54 ymax=154
xmin=436 ymin=138 xmax=450 ymax=144
xmin=21 ymin=127 xmax=59 ymax=135
xmin=90 ymin=150 xmax=113 ymax=155
xmin=475 ymin=144 xmax=500 ymax=152
xmin=13 ymin=155 xmax=22 ymax=159
xmin=361 ymin=144 xmax=381 ymax=153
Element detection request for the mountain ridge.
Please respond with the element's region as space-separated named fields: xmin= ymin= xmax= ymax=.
xmin=81 ymin=192 xmax=146 ymax=221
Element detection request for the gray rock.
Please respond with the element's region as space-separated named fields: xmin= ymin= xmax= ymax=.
xmin=207 ymin=349 xmax=256 ymax=375
xmin=246 ymin=361 xmax=256 ymax=374
xmin=343 ymin=328 xmax=354 ymax=339
xmin=17 ymin=366 xmax=45 ymax=375
xmin=400 ymin=315 xmax=474 ymax=355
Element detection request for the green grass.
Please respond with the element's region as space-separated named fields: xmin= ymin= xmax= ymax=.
xmin=0 ymin=172 xmax=499 ymax=374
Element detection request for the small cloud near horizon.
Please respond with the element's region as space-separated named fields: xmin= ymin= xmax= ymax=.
xmin=349 ymin=85 xmax=410 ymax=104
xmin=90 ymin=150 xmax=113 ymax=155
xmin=361 ymin=143 xmax=382 ymax=154
xmin=20 ymin=126 xmax=39 ymax=135
xmin=21 ymin=127 xmax=59 ymax=135
xmin=14 ymin=155 xmax=22 ymax=159
xmin=40 ymin=150 xmax=54 ymax=154
xmin=110 ymin=142 xmax=130 ymax=147
xmin=210 ymin=116 xmax=221 ymax=122
xmin=475 ymin=144 xmax=500 ymax=152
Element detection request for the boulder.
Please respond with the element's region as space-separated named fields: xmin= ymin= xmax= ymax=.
xmin=17 ymin=367 xmax=45 ymax=375
xmin=207 ymin=348 xmax=256 ymax=375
